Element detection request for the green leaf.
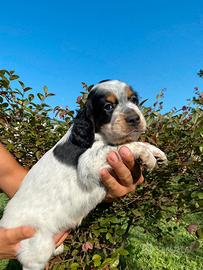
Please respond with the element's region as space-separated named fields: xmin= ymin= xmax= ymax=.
xmin=15 ymin=152 xmax=23 ymax=159
xmin=191 ymin=191 xmax=203 ymax=200
xmin=24 ymin=87 xmax=32 ymax=92
xmin=131 ymin=209 xmax=143 ymax=217
xmin=0 ymin=69 xmax=6 ymax=75
xmin=53 ymin=264 xmax=66 ymax=270
xmin=37 ymin=93 xmax=45 ymax=101
xmin=92 ymin=254 xmax=101 ymax=261
xmin=70 ymin=262 xmax=80 ymax=270
xmin=18 ymin=80 xmax=25 ymax=88
xmin=106 ymin=232 xmax=114 ymax=243
xmin=10 ymin=75 xmax=19 ymax=80
xmin=28 ymin=94 xmax=34 ymax=101
xmin=92 ymin=254 xmax=102 ymax=267
xmin=47 ymin=93 xmax=55 ymax=97
xmin=71 ymin=249 xmax=79 ymax=257
xmin=17 ymin=99 xmax=23 ymax=105
xmin=140 ymin=98 xmax=148 ymax=106
xmin=192 ymin=112 xmax=199 ymax=124
xmin=36 ymin=151 xmax=42 ymax=160
xmin=196 ymin=228 xmax=203 ymax=239
xmin=116 ymin=247 xmax=129 ymax=256
xmin=102 ymin=256 xmax=120 ymax=268
xmin=197 ymin=193 xmax=203 ymax=200
xmin=2 ymin=102 xmax=8 ymax=108
xmin=43 ymin=86 xmax=48 ymax=96
xmin=0 ymin=75 xmax=10 ymax=87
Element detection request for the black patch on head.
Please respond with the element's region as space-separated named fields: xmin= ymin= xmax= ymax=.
xmin=53 ymin=100 xmax=95 ymax=166
xmin=99 ymin=79 xmax=111 ymax=83
xmin=88 ymin=89 xmax=116 ymax=132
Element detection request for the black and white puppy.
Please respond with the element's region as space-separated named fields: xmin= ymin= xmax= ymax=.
xmin=0 ymin=80 xmax=167 ymax=270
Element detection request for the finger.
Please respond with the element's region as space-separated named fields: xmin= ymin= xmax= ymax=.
xmin=54 ymin=231 xmax=69 ymax=247
xmin=100 ymin=168 xmax=122 ymax=191
xmin=119 ymin=146 xmax=135 ymax=171
xmin=107 ymin=151 xmax=133 ymax=186
xmin=119 ymin=146 xmax=144 ymax=184
xmin=5 ymin=226 xmax=35 ymax=244
xmin=100 ymin=168 xmax=136 ymax=201
xmin=135 ymin=174 xmax=144 ymax=186
xmin=133 ymin=161 xmax=144 ymax=183
xmin=136 ymin=173 xmax=144 ymax=185
xmin=100 ymin=168 xmax=127 ymax=199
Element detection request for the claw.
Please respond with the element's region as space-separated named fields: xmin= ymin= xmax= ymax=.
xmin=155 ymin=156 xmax=168 ymax=166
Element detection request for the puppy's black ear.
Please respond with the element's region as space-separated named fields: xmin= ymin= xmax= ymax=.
xmin=70 ymin=100 xmax=95 ymax=149
xmin=53 ymin=99 xmax=95 ymax=166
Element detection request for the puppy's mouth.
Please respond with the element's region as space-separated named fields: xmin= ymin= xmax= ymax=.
xmin=126 ymin=129 xmax=146 ymax=136
xmin=100 ymin=111 xmax=147 ymax=145
xmin=102 ymin=127 xmax=146 ymax=145
xmin=119 ymin=128 xmax=145 ymax=143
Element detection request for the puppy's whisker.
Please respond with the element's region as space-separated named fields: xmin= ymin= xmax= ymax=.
xmin=126 ymin=129 xmax=146 ymax=136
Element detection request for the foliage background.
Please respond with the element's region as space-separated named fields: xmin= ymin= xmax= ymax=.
xmin=0 ymin=70 xmax=202 ymax=269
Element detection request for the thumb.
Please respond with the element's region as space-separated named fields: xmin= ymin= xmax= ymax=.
xmin=4 ymin=226 xmax=35 ymax=244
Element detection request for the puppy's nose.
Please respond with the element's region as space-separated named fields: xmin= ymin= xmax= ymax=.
xmin=125 ymin=114 xmax=140 ymax=125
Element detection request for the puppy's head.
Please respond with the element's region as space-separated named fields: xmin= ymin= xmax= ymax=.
xmin=54 ymin=80 xmax=146 ymax=165
xmin=87 ymin=80 xmax=146 ymax=145
xmin=62 ymin=80 xmax=146 ymax=165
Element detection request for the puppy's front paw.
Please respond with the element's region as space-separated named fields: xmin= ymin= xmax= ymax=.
xmin=155 ymin=153 xmax=167 ymax=165
xmin=122 ymin=142 xmax=167 ymax=171
xmin=142 ymin=143 xmax=167 ymax=166
xmin=135 ymin=149 xmax=157 ymax=171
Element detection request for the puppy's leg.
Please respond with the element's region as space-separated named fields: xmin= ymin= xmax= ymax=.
xmin=77 ymin=144 xmax=116 ymax=185
xmin=121 ymin=142 xmax=159 ymax=170
xmin=138 ymin=142 xmax=167 ymax=165
xmin=18 ymin=230 xmax=55 ymax=270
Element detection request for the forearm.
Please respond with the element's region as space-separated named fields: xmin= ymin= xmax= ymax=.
xmin=0 ymin=143 xmax=27 ymax=198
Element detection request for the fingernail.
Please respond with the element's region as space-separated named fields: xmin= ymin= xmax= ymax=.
xmin=100 ymin=168 xmax=107 ymax=177
xmin=119 ymin=146 xmax=130 ymax=157
xmin=109 ymin=152 xmax=119 ymax=163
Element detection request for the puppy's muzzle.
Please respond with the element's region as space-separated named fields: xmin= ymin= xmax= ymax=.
xmin=125 ymin=114 xmax=140 ymax=126
xmin=124 ymin=108 xmax=140 ymax=126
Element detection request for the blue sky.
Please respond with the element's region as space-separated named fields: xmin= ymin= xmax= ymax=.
xmin=1 ymin=0 xmax=202 ymax=112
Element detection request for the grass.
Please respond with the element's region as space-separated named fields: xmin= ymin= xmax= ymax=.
xmin=127 ymin=214 xmax=203 ymax=270
xmin=0 ymin=193 xmax=202 ymax=270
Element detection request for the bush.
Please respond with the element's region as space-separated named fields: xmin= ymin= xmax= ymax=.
xmin=0 ymin=70 xmax=202 ymax=269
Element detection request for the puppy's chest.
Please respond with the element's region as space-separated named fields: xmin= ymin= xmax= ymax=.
xmin=77 ymin=139 xmax=118 ymax=183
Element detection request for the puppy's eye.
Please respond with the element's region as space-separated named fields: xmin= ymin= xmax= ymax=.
xmin=129 ymin=95 xmax=138 ymax=104
xmin=104 ymin=103 xmax=114 ymax=111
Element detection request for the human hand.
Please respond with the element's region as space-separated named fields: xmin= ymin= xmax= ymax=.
xmin=0 ymin=226 xmax=35 ymax=259
xmin=53 ymin=231 xmax=69 ymax=248
xmin=0 ymin=226 xmax=68 ymax=259
xmin=100 ymin=146 xmax=144 ymax=201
